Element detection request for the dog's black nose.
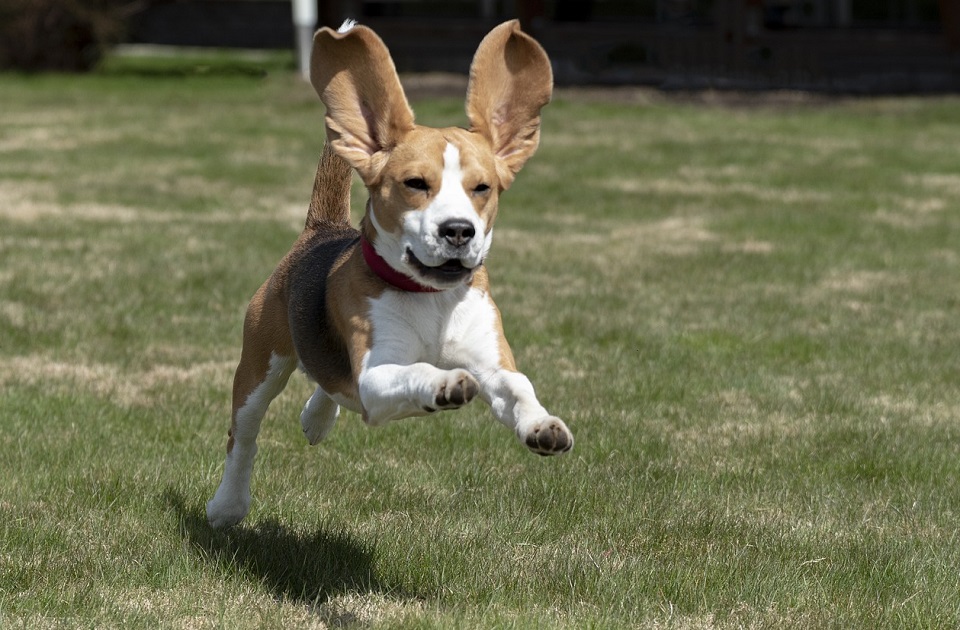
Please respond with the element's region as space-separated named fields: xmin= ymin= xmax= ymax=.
xmin=438 ymin=220 xmax=475 ymax=247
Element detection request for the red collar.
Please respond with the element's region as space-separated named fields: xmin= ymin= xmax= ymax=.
xmin=360 ymin=235 xmax=441 ymax=293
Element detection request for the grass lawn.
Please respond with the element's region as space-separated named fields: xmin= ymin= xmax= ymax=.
xmin=1 ymin=50 xmax=959 ymax=628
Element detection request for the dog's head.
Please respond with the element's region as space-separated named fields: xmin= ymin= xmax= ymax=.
xmin=310 ymin=20 xmax=552 ymax=290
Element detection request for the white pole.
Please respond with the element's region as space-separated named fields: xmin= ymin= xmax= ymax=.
xmin=292 ymin=0 xmax=317 ymax=80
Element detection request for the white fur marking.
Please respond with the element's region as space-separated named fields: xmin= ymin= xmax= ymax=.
xmin=207 ymin=353 xmax=296 ymax=528
xmin=338 ymin=19 xmax=357 ymax=33
xmin=356 ymin=287 xmax=502 ymax=425
xmin=301 ymin=385 xmax=340 ymax=445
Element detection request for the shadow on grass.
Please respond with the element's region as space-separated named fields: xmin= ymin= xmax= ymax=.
xmin=164 ymin=487 xmax=401 ymax=615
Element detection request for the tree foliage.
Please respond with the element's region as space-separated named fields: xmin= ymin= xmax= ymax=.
xmin=0 ymin=0 xmax=147 ymax=72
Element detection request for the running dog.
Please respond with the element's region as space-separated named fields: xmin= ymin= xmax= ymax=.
xmin=207 ymin=20 xmax=573 ymax=528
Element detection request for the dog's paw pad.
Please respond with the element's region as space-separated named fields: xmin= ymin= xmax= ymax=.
xmin=434 ymin=370 xmax=479 ymax=409
xmin=522 ymin=417 xmax=574 ymax=456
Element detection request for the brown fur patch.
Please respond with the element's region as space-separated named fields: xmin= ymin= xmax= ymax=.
xmin=326 ymin=244 xmax=382 ymax=403
xmin=367 ymin=127 xmax=447 ymax=236
xmin=228 ymin=275 xmax=297 ymax=451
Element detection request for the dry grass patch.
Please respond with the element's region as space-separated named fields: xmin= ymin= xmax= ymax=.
xmin=598 ymin=175 xmax=832 ymax=205
xmin=873 ymin=196 xmax=947 ymax=229
xmin=498 ymin=215 xmax=717 ymax=258
xmin=0 ymin=355 xmax=234 ymax=407
xmin=0 ymin=182 xmax=310 ymax=227
xmin=800 ymin=269 xmax=910 ymax=314
xmin=97 ymin=584 xmax=425 ymax=629
xmin=868 ymin=395 xmax=960 ymax=429
xmin=817 ymin=269 xmax=903 ymax=293
xmin=904 ymin=172 xmax=960 ymax=195
xmin=310 ymin=592 xmax=426 ymax=628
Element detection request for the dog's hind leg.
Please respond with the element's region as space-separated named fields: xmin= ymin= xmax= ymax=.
xmin=300 ymin=385 xmax=340 ymax=445
xmin=207 ymin=282 xmax=296 ymax=528
xmin=206 ymin=351 xmax=295 ymax=528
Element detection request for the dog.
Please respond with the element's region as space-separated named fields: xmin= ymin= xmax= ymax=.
xmin=206 ymin=19 xmax=574 ymax=528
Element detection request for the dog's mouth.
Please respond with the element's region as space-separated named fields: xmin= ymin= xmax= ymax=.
xmin=406 ymin=248 xmax=476 ymax=284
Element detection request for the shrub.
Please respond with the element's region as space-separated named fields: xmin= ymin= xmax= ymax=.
xmin=0 ymin=0 xmax=146 ymax=72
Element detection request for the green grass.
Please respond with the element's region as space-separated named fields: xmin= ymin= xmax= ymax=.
xmin=2 ymin=51 xmax=960 ymax=627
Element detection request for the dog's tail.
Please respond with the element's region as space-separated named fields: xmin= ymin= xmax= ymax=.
xmin=304 ymin=143 xmax=353 ymax=231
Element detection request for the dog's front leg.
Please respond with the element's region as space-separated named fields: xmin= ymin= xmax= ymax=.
xmin=481 ymin=369 xmax=574 ymax=456
xmin=359 ymin=362 xmax=480 ymax=425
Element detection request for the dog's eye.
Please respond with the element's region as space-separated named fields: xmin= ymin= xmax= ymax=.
xmin=473 ymin=183 xmax=490 ymax=194
xmin=404 ymin=178 xmax=429 ymax=192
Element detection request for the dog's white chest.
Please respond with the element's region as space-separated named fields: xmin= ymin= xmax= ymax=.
xmin=366 ymin=286 xmax=499 ymax=369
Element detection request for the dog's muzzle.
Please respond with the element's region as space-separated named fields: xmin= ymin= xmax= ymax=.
xmin=403 ymin=218 xmax=483 ymax=285
xmin=406 ymin=248 xmax=477 ymax=284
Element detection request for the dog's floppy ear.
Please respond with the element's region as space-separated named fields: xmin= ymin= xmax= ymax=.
xmin=466 ymin=20 xmax=552 ymax=190
xmin=310 ymin=23 xmax=415 ymax=184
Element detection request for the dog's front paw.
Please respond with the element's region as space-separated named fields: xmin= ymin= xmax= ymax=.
xmin=520 ymin=416 xmax=574 ymax=456
xmin=428 ymin=369 xmax=479 ymax=412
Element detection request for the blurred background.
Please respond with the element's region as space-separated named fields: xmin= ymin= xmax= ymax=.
xmin=2 ymin=0 xmax=958 ymax=92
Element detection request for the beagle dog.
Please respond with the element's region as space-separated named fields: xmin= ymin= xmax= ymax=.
xmin=207 ymin=19 xmax=573 ymax=528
